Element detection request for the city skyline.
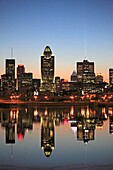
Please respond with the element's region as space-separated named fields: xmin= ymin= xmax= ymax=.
xmin=0 ymin=0 xmax=113 ymax=82
xmin=0 ymin=49 xmax=112 ymax=83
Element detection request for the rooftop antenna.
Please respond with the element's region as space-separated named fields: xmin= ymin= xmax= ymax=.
xmin=11 ymin=48 xmax=13 ymax=59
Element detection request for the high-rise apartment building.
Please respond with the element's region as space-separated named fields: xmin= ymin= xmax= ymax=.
xmin=41 ymin=46 xmax=55 ymax=92
xmin=109 ymin=68 xmax=113 ymax=85
xmin=77 ymin=59 xmax=95 ymax=83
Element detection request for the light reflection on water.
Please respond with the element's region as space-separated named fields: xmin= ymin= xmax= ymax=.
xmin=0 ymin=105 xmax=113 ymax=167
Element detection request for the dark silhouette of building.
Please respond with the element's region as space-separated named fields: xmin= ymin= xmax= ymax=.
xmin=109 ymin=68 xmax=113 ymax=85
xmin=32 ymin=79 xmax=41 ymax=94
xmin=70 ymin=70 xmax=77 ymax=82
xmin=55 ymin=76 xmax=61 ymax=95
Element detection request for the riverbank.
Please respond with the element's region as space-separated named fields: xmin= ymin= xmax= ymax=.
xmin=0 ymin=99 xmax=113 ymax=107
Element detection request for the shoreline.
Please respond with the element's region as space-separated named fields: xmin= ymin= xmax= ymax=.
xmin=0 ymin=100 xmax=113 ymax=107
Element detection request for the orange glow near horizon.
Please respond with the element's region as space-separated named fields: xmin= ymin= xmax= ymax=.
xmin=0 ymin=68 xmax=110 ymax=83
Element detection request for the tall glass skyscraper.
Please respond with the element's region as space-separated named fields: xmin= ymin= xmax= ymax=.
xmin=41 ymin=46 xmax=55 ymax=92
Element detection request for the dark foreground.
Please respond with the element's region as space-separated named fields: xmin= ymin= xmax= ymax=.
xmin=0 ymin=165 xmax=113 ymax=170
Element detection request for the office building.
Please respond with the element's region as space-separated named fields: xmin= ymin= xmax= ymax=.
xmin=41 ymin=46 xmax=54 ymax=92
xmin=77 ymin=59 xmax=95 ymax=83
xmin=20 ymin=73 xmax=33 ymax=98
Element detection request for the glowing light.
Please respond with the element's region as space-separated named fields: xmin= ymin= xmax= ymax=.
xmin=44 ymin=108 xmax=48 ymax=115
xmin=70 ymin=96 xmax=74 ymax=100
xmin=104 ymin=113 xmax=108 ymax=119
xmin=70 ymin=106 xmax=74 ymax=115
xmin=62 ymin=79 xmax=68 ymax=83
xmin=63 ymin=118 xmax=68 ymax=124
xmin=18 ymin=133 xmax=23 ymax=141
xmin=10 ymin=110 xmax=13 ymax=119
xmin=71 ymin=126 xmax=77 ymax=133
xmin=44 ymin=96 xmax=48 ymax=100
xmin=34 ymin=109 xmax=38 ymax=116
xmin=34 ymin=95 xmax=38 ymax=100
xmin=81 ymin=108 xmax=85 ymax=116
xmin=102 ymin=108 xmax=106 ymax=114
xmin=86 ymin=106 xmax=89 ymax=118
xmin=108 ymin=108 xmax=113 ymax=115
xmin=96 ymin=125 xmax=103 ymax=130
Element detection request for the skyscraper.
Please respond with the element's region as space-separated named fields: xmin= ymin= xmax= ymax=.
xmin=77 ymin=59 xmax=95 ymax=83
xmin=41 ymin=46 xmax=55 ymax=92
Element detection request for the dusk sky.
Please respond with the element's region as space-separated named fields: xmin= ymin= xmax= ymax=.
xmin=0 ymin=0 xmax=113 ymax=82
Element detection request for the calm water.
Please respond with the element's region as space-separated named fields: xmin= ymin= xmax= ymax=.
xmin=0 ymin=105 xmax=113 ymax=167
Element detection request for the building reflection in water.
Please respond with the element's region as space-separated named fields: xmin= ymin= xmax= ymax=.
xmin=17 ymin=108 xmax=33 ymax=141
xmin=0 ymin=105 xmax=113 ymax=157
xmin=0 ymin=109 xmax=17 ymax=158
xmin=77 ymin=106 xmax=95 ymax=144
xmin=41 ymin=108 xmax=55 ymax=157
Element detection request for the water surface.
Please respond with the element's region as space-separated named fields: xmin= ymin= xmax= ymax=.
xmin=0 ymin=105 xmax=113 ymax=167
